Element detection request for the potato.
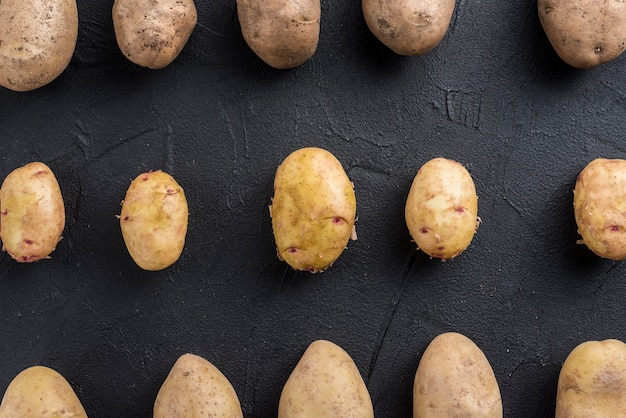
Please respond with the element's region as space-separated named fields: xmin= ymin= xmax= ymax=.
xmin=405 ymin=158 xmax=479 ymax=260
xmin=362 ymin=0 xmax=455 ymax=55
xmin=0 ymin=162 xmax=65 ymax=263
xmin=278 ymin=340 xmax=374 ymax=418
xmin=0 ymin=365 xmax=87 ymax=418
xmin=237 ymin=0 xmax=320 ymax=69
xmin=119 ymin=170 xmax=188 ymax=271
xmin=556 ymin=339 xmax=626 ymax=418
xmin=154 ymin=353 xmax=243 ymax=418
xmin=538 ymin=0 xmax=626 ymax=69
xmin=270 ymin=147 xmax=356 ymax=273
xmin=112 ymin=0 xmax=197 ymax=69
xmin=413 ymin=332 xmax=502 ymax=418
xmin=0 ymin=0 xmax=78 ymax=91
xmin=573 ymin=158 xmax=626 ymax=260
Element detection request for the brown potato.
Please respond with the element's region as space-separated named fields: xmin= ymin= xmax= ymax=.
xmin=538 ymin=0 xmax=626 ymax=69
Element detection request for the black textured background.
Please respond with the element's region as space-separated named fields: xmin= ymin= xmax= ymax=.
xmin=1 ymin=0 xmax=626 ymax=416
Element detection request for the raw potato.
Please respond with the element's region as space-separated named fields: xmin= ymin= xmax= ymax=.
xmin=574 ymin=158 xmax=626 ymax=260
xmin=538 ymin=0 xmax=626 ymax=69
xmin=0 ymin=162 xmax=65 ymax=263
xmin=112 ymin=0 xmax=198 ymax=69
xmin=0 ymin=0 xmax=78 ymax=91
xmin=413 ymin=332 xmax=502 ymax=418
xmin=237 ymin=0 xmax=321 ymax=69
xmin=405 ymin=158 xmax=478 ymax=260
xmin=120 ymin=170 xmax=188 ymax=271
xmin=0 ymin=365 xmax=87 ymax=418
xmin=362 ymin=0 xmax=455 ymax=55
xmin=556 ymin=339 xmax=626 ymax=418
xmin=270 ymin=147 xmax=356 ymax=273
xmin=278 ymin=340 xmax=374 ymax=418
xmin=154 ymin=353 xmax=243 ymax=418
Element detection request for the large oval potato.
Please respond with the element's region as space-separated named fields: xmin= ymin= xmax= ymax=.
xmin=0 ymin=162 xmax=65 ymax=263
xmin=119 ymin=170 xmax=188 ymax=271
xmin=278 ymin=340 xmax=374 ymax=418
xmin=556 ymin=339 xmax=626 ymax=418
xmin=362 ymin=0 xmax=455 ymax=55
xmin=574 ymin=158 xmax=626 ymax=260
xmin=413 ymin=332 xmax=503 ymax=418
xmin=0 ymin=0 xmax=78 ymax=91
xmin=112 ymin=0 xmax=197 ymax=69
xmin=538 ymin=0 xmax=626 ymax=69
xmin=405 ymin=158 xmax=479 ymax=260
xmin=237 ymin=0 xmax=321 ymax=69
xmin=270 ymin=147 xmax=356 ymax=273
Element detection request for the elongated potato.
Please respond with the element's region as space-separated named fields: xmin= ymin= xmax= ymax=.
xmin=0 ymin=162 xmax=65 ymax=262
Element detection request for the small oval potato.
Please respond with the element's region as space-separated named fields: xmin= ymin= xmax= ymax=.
xmin=0 ymin=365 xmax=87 ymax=418
xmin=413 ymin=332 xmax=503 ymax=418
xmin=154 ymin=353 xmax=243 ymax=418
xmin=278 ymin=340 xmax=374 ymax=418
xmin=270 ymin=147 xmax=356 ymax=273
xmin=0 ymin=0 xmax=78 ymax=91
xmin=405 ymin=158 xmax=478 ymax=260
xmin=112 ymin=0 xmax=197 ymax=69
xmin=0 ymin=162 xmax=65 ymax=263
xmin=237 ymin=0 xmax=321 ymax=69
xmin=574 ymin=158 xmax=626 ymax=260
xmin=556 ymin=339 xmax=626 ymax=418
xmin=362 ymin=0 xmax=455 ymax=55
xmin=120 ymin=170 xmax=188 ymax=271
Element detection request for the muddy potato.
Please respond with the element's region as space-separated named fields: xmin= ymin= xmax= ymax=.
xmin=413 ymin=332 xmax=502 ymax=418
xmin=154 ymin=353 xmax=243 ymax=418
xmin=538 ymin=0 xmax=626 ymax=69
xmin=0 ymin=365 xmax=87 ymax=418
xmin=120 ymin=170 xmax=188 ymax=271
xmin=0 ymin=162 xmax=65 ymax=263
xmin=237 ymin=0 xmax=320 ymax=69
xmin=362 ymin=0 xmax=455 ymax=55
xmin=278 ymin=340 xmax=374 ymax=418
xmin=405 ymin=158 xmax=478 ymax=260
xmin=270 ymin=147 xmax=356 ymax=273
xmin=556 ymin=339 xmax=626 ymax=417
xmin=0 ymin=0 xmax=78 ymax=91
xmin=112 ymin=0 xmax=197 ymax=69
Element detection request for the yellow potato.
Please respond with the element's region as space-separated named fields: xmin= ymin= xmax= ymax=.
xmin=278 ymin=340 xmax=374 ymax=418
xmin=119 ymin=170 xmax=188 ymax=271
xmin=405 ymin=158 xmax=479 ymax=260
xmin=556 ymin=339 xmax=626 ymax=418
xmin=0 ymin=0 xmax=78 ymax=91
xmin=413 ymin=332 xmax=502 ymax=418
xmin=112 ymin=0 xmax=197 ymax=69
xmin=0 ymin=162 xmax=65 ymax=263
xmin=154 ymin=353 xmax=243 ymax=418
xmin=270 ymin=147 xmax=356 ymax=273
xmin=362 ymin=0 xmax=455 ymax=55
xmin=237 ymin=0 xmax=321 ymax=69
xmin=0 ymin=365 xmax=87 ymax=418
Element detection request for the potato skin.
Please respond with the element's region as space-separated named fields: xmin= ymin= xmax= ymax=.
xmin=237 ymin=0 xmax=320 ymax=69
xmin=556 ymin=339 xmax=626 ymax=418
xmin=270 ymin=147 xmax=356 ymax=273
xmin=0 ymin=162 xmax=65 ymax=263
xmin=538 ymin=0 xmax=626 ymax=69
xmin=0 ymin=0 xmax=78 ymax=91
xmin=574 ymin=158 xmax=626 ymax=260
xmin=120 ymin=170 xmax=188 ymax=271
xmin=413 ymin=332 xmax=503 ymax=418
xmin=362 ymin=0 xmax=455 ymax=55
xmin=112 ymin=0 xmax=197 ymax=69
xmin=278 ymin=340 xmax=374 ymax=418
xmin=405 ymin=158 xmax=478 ymax=260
